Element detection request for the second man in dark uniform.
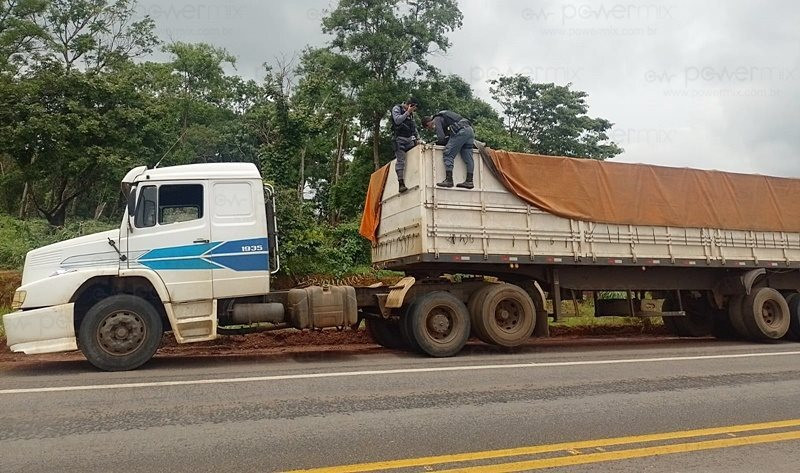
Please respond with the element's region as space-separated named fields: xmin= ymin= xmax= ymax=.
xmin=422 ymin=110 xmax=475 ymax=189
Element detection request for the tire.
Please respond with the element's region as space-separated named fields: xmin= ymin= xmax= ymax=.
xmin=711 ymin=306 xmax=738 ymax=340
xmin=405 ymin=291 xmax=470 ymax=357
xmin=401 ymin=299 xmax=422 ymax=353
xmin=741 ymin=287 xmax=790 ymax=340
xmin=785 ymin=293 xmax=800 ymax=340
xmin=365 ymin=317 xmax=408 ymax=350
xmin=728 ymin=295 xmax=749 ymax=339
xmin=467 ymin=284 xmax=494 ymax=343
xmin=78 ymin=294 xmax=163 ymax=371
xmin=468 ymin=284 xmax=535 ymax=347
xmin=662 ymin=292 xmax=713 ymax=337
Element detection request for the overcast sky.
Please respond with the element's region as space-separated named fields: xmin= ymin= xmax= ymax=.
xmin=136 ymin=0 xmax=800 ymax=176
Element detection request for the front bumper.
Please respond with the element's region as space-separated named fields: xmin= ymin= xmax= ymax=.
xmin=3 ymin=303 xmax=78 ymax=354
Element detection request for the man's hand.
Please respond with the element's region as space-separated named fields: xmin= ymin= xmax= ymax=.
xmin=407 ymin=104 xmax=417 ymax=113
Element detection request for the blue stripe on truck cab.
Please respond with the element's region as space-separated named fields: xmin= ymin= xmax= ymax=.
xmin=137 ymin=238 xmax=269 ymax=271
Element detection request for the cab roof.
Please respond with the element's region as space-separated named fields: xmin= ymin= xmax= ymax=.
xmin=130 ymin=163 xmax=262 ymax=183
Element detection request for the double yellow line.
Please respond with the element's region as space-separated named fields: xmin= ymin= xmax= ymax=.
xmin=286 ymin=419 xmax=800 ymax=472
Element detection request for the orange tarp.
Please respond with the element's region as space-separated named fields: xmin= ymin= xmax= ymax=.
xmin=487 ymin=149 xmax=800 ymax=233
xmin=359 ymin=164 xmax=390 ymax=244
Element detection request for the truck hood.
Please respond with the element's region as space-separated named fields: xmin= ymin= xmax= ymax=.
xmin=21 ymin=229 xmax=121 ymax=286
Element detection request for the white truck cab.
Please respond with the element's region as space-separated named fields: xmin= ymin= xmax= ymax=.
xmin=4 ymin=162 xmax=286 ymax=370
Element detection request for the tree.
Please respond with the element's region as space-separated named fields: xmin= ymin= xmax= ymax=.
xmin=321 ymin=0 xmax=463 ymax=170
xmin=489 ymin=75 xmax=622 ymax=160
xmin=38 ymin=0 xmax=158 ymax=72
xmin=0 ymin=0 xmax=161 ymax=225
xmin=0 ymin=65 xmax=158 ymax=225
xmin=0 ymin=0 xmax=46 ymax=71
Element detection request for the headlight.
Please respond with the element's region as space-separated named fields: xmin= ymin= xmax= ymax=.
xmin=11 ymin=290 xmax=26 ymax=310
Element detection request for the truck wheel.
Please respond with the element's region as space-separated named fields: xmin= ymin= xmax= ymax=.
xmin=405 ymin=291 xmax=470 ymax=357
xmin=469 ymin=284 xmax=535 ymax=347
xmin=366 ymin=317 xmax=407 ymax=350
xmin=785 ymin=293 xmax=800 ymax=340
xmin=78 ymin=294 xmax=163 ymax=371
xmin=467 ymin=284 xmax=494 ymax=342
xmin=728 ymin=295 xmax=749 ymax=339
xmin=741 ymin=287 xmax=790 ymax=340
xmin=662 ymin=292 xmax=713 ymax=337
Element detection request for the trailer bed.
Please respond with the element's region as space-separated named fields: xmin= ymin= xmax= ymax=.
xmin=370 ymin=145 xmax=800 ymax=271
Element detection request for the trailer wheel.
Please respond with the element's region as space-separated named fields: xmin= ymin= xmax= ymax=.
xmin=78 ymin=294 xmax=163 ymax=371
xmin=728 ymin=295 xmax=749 ymax=339
xmin=785 ymin=293 xmax=800 ymax=341
xmin=469 ymin=284 xmax=535 ymax=347
xmin=741 ymin=287 xmax=790 ymax=340
xmin=405 ymin=291 xmax=470 ymax=357
xmin=365 ymin=317 xmax=407 ymax=350
xmin=662 ymin=292 xmax=713 ymax=337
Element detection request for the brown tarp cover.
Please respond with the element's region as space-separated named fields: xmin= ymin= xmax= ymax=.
xmin=359 ymin=163 xmax=390 ymax=244
xmin=359 ymin=147 xmax=800 ymax=243
xmin=487 ymin=149 xmax=800 ymax=233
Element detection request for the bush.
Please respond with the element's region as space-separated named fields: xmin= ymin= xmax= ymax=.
xmin=273 ymin=187 xmax=372 ymax=278
xmin=0 ymin=215 xmax=116 ymax=269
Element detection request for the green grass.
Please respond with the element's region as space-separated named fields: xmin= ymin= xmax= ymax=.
xmin=549 ymin=300 xmax=664 ymax=330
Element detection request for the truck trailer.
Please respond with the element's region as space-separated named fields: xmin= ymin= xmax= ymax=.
xmin=4 ymin=145 xmax=800 ymax=370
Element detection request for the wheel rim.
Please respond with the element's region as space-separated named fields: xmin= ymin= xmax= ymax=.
xmin=96 ymin=311 xmax=147 ymax=356
xmin=760 ymin=299 xmax=784 ymax=328
xmin=426 ymin=305 xmax=456 ymax=343
xmin=493 ymin=299 xmax=523 ymax=333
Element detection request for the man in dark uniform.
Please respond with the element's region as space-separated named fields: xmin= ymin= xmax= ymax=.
xmin=390 ymin=98 xmax=420 ymax=193
xmin=421 ymin=110 xmax=475 ymax=189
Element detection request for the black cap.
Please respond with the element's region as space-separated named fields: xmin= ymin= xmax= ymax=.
xmin=406 ymin=97 xmax=419 ymax=106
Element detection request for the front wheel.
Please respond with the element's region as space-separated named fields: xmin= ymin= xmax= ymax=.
xmin=78 ymin=294 xmax=163 ymax=371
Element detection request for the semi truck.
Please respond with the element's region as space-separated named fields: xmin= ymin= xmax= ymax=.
xmin=4 ymin=144 xmax=800 ymax=370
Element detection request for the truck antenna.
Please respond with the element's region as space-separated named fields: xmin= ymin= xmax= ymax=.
xmin=154 ymin=130 xmax=187 ymax=169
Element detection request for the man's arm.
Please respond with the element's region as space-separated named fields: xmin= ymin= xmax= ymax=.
xmin=391 ymin=105 xmax=410 ymax=125
xmin=434 ymin=116 xmax=448 ymax=145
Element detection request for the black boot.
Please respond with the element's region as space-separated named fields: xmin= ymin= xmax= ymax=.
xmin=398 ymin=179 xmax=408 ymax=193
xmin=437 ymin=170 xmax=454 ymax=188
xmin=457 ymin=172 xmax=474 ymax=189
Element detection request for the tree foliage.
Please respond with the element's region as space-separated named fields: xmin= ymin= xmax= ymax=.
xmin=490 ymin=75 xmax=622 ymax=159
xmin=322 ymin=0 xmax=463 ymax=170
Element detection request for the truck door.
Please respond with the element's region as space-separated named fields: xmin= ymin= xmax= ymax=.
xmin=126 ymin=181 xmax=213 ymax=303
xmin=209 ymin=179 xmax=270 ymax=298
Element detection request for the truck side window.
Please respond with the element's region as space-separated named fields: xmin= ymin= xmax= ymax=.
xmin=134 ymin=185 xmax=157 ymax=228
xmin=159 ymin=184 xmax=204 ymax=225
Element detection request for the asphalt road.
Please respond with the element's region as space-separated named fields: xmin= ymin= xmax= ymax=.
xmin=2 ymin=339 xmax=800 ymax=472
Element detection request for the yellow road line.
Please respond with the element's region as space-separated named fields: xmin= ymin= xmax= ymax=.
xmin=436 ymin=429 xmax=800 ymax=472
xmin=284 ymin=418 xmax=800 ymax=473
